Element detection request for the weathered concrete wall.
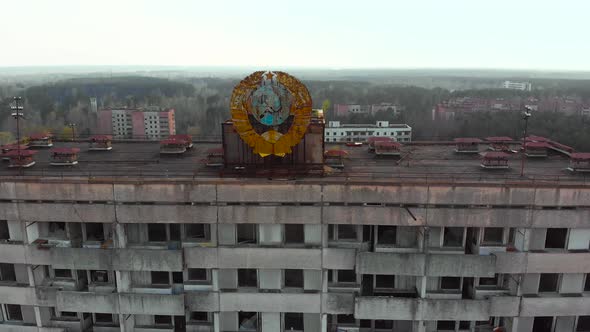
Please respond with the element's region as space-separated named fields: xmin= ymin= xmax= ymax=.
xmin=218 ymin=206 xmax=321 ymax=224
xmin=0 ymin=285 xmax=56 ymax=306
xmin=185 ymin=291 xmax=219 ymax=311
xmin=219 ymin=293 xmax=320 ymax=313
xmin=520 ymin=296 xmax=590 ymax=316
xmin=322 ymin=292 xmax=355 ymax=314
xmin=56 ymin=291 xmax=119 ymax=313
xmin=354 ymin=297 xmax=490 ymax=320
xmin=118 ymin=293 xmax=184 ymax=315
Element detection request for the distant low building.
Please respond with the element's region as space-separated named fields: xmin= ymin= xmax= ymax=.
xmin=97 ymin=107 xmax=176 ymax=139
xmin=502 ymin=80 xmax=532 ymax=91
xmin=333 ymin=103 xmax=404 ymax=117
xmin=325 ymin=120 xmax=412 ymax=142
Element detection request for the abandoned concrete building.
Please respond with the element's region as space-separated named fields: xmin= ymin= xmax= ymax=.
xmin=1 ymin=72 xmax=590 ymax=332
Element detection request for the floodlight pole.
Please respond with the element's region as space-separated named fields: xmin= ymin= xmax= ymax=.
xmin=11 ymin=97 xmax=23 ymax=158
xmin=520 ymin=108 xmax=531 ymax=177
xmin=68 ymin=123 xmax=76 ymax=141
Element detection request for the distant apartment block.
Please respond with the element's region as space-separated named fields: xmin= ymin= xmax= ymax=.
xmin=333 ymin=103 xmax=404 ymax=117
xmin=97 ymin=107 xmax=176 ymax=139
xmin=502 ymin=80 xmax=532 ymax=91
xmin=325 ymin=120 xmax=412 ymax=142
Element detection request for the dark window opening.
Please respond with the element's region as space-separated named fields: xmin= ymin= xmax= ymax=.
xmin=85 ymin=223 xmax=104 ymax=241
xmin=285 ymin=224 xmax=304 ymax=244
xmin=377 ymin=226 xmax=396 ymax=245
xmin=585 ymin=274 xmax=590 ymax=292
xmin=169 ymin=224 xmax=180 ymax=241
xmin=479 ymin=275 xmax=499 ymax=286
xmin=440 ymin=277 xmax=461 ymax=290
xmin=375 ymin=275 xmax=395 ymax=288
xmin=483 ymin=228 xmax=503 ymax=244
xmin=154 ymin=315 xmax=172 ymax=325
xmin=284 ymin=313 xmax=304 ymax=331
xmin=533 ymin=316 xmax=553 ymax=332
xmin=443 ymin=227 xmax=464 ymax=247
xmin=6 ymin=304 xmax=23 ymax=321
xmin=337 ymin=270 xmax=357 ymax=283
xmin=190 ymin=311 xmax=209 ymax=322
xmin=186 ymin=224 xmax=206 ymax=240
xmin=90 ymin=270 xmax=109 ymax=283
xmin=338 ymin=225 xmax=357 ymax=240
xmin=375 ymin=320 xmax=393 ymax=329
xmin=437 ymin=320 xmax=455 ymax=330
xmin=172 ymin=272 xmax=183 ymax=283
xmin=545 ymin=228 xmax=567 ymax=249
xmin=188 ymin=269 xmax=207 ymax=281
xmin=238 ymin=269 xmax=257 ymax=288
xmin=238 ymin=312 xmax=258 ymax=330
xmin=459 ymin=321 xmax=470 ymax=329
xmin=539 ymin=273 xmax=559 ymax=292
xmin=48 ymin=222 xmax=66 ymax=237
xmin=148 ymin=224 xmax=167 ymax=242
xmin=60 ymin=311 xmax=77 ymax=317
xmin=151 ymin=271 xmax=170 ymax=285
xmin=0 ymin=263 xmax=16 ymax=282
xmin=337 ymin=314 xmax=356 ymax=324
xmin=284 ymin=269 xmax=304 ymax=288
xmin=237 ymin=224 xmax=257 ymax=244
xmin=0 ymin=220 xmax=9 ymax=240
xmin=54 ymin=269 xmax=72 ymax=279
xmin=577 ymin=316 xmax=590 ymax=331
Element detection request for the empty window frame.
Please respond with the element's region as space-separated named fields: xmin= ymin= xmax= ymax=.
xmin=154 ymin=315 xmax=172 ymax=325
xmin=147 ymin=224 xmax=167 ymax=242
xmin=437 ymin=320 xmax=456 ymax=330
xmin=151 ymin=271 xmax=170 ymax=285
xmin=84 ymin=223 xmax=105 ymax=242
xmin=187 ymin=268 xmax=208 ymax=282
xmin=190 ymin=311 xmax=209 ymax=322
xmin=284 ymin=269 xmax=304 ymax=288
xmin=185 ymin=224 xmax=208 ymax=240
xmin=284 ymin=224 xmax=304 ymax=244
xmin=238 ymin=312 xmax=258 ymax=331
xmin=545 ymin=228 xmax=568 ymax=249
xmin=90 ymin=270 xmax=109 ymax=283
xmin=238 ymin=269 xmax=257 ymax=288
xmin=459 ymin=321 xmax=471 ymax=329
xmin=337 ymin=314 xmax=356 ymax=325
xmin=442 ymin=227 xmax=464 ymax=247
xmin=169 ymin=224 xmax=181 ymax=241
xmin=329 ymin=269 xmax=357 ymax=284
xmin=440 ymin=277 xmax=461 ymax=290
xmin=0 ymin=263 xmax=16 ymax=282
xmin=377 ymin=226 xmax=397 ymax=245
xmin=482 ymin=227 xmax=504 ymax=245
xmin=478 ymin=274 xmax=500 ymax=287
xmin=585 ymin=274 xmax=590 ymax=292
xmin=59 ymin=311 xmax=77 ymax=318
xmin=94 ymin=313 xmax=114 ymax=324
xmin=284 ymin=313 xmax=304 ymax=331
xmin=329 ymin=224 xmax=358 ymax=241
xmin=0 ymin=220 xmax=9 ymax=240
xmin=375 ymin=275 xmax=395 ymax=289
xmin=4 ymin=304 xmax=23 ymax=321
xmin=48 ymin=222 xmax=67 ymax=238
xmin=53 ymin=268 xmax=72 ymax=279
xmin=577 ymin=316 xmax=590 ymax=332
xmin=375 ymin=320 xmax=394 ymax=329
xmin=538 ymin=273 xmax=560 ymax=293
xmin=532 ymin=316 xmax=553 ymax=332
xmin=237 ymin=224 xmax=257 ymax=244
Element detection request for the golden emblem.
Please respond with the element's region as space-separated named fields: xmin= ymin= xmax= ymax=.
xmin=230 ymin=71 xmax=312 ymax=157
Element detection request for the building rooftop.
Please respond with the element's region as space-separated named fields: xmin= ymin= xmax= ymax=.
xmin=0 ymin=140 xmax=586 ymax=183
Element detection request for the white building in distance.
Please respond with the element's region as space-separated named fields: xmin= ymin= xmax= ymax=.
xmin=325 ymin=121 xmax=412 ymax=142
xmin=502 ymin=80 xmax=532 ymax=91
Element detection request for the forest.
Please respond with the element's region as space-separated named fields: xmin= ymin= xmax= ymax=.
xmin=1 ymin=75 xmax=590 ymax=150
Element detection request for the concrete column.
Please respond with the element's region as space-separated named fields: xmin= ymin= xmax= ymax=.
xmin=321 ymin=314 xmax=328 ymax=332
xmin=119 ymin=314 xmax=135 ymax=332
xmin=413 ymin=320 xmax=426 ymax=332
xmin=262 ymin=312 xmax=281 ymax=332
xmin=416 ymin=276 xmax=427 ymax=298
xmin=214 ymin=312 xmax=220 ymax=332
xmin=212 ymin=269 xmax=219 ymax=291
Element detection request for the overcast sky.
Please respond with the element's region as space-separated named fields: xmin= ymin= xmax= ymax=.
xmin=2 ymin=0 xmax=589 ymax=70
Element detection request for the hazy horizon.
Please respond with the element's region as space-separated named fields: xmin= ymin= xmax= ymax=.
xmin=2 ymin=0 xmax=590 ymax=71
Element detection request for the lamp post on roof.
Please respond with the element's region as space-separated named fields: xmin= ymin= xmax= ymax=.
xmin=10 ymin=97 xmax=24 ymax=159
xmin=67 ymin=123 xmax=76 ymax=142
xmin=520 ymin=106 xmax=532 ymax=177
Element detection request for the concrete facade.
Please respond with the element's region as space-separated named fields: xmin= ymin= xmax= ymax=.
xmin=1 ymin=179 xmax=590 ymax=332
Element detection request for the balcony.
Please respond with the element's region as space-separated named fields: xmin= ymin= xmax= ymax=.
xmin=0 ymin=284 xmax=56 ymax=306
xmin=185 ymin=247 xmax=322 ymax=270
xmin=56 ymin=291 xmax=119 ymax=314
xmin=0 ymin=324 xmax=65 ymax=332
xmin=354 ymin=297 xmax=490 ymax=320
xmin=519 ymin=294 xmax=590 ymax=316
xmin=219 ymin=292 xmax=320 ymax=313
xmin=118 ymin=293 xmax=184 ymax=315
